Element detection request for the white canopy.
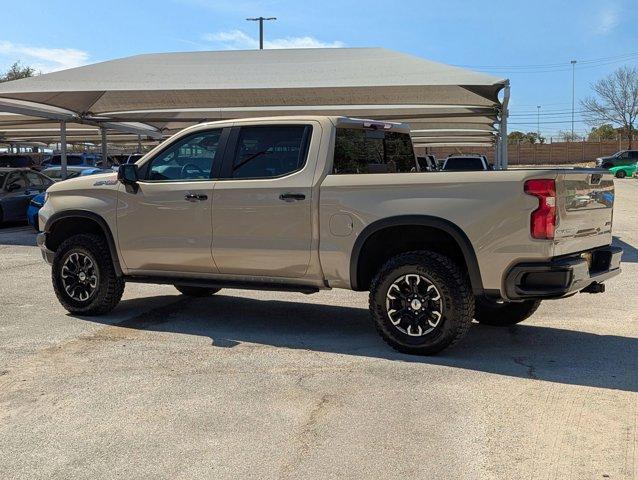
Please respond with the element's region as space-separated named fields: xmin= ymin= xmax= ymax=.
xmin=0 ymin=48 xmax=509 ymax=164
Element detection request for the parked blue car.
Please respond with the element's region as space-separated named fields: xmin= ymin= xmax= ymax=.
xmin=27 ymin=167 xmax=111 ymax=230
xmin=27 ymin=192 xmax=46 ymax=229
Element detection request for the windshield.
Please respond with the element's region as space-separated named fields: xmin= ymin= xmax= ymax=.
xmin=444 ymin=157 xmax=485 ymax=171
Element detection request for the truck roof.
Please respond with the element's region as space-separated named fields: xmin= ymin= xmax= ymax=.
xmin=176 ymin=115 xmax=412 ymax=134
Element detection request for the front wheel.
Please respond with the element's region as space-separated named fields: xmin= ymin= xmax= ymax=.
xmin=52 ymin=233 xmax=125 ymax=315
xmin=474 ymin=297 xmax=541 ymax=326
xmin=615 ymin=170 xmax=626 ymax=178
xmin=369 ymin=251 xmax=474 ymax=355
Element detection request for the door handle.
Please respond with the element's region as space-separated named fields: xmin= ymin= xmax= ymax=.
xmin=184 ymin=193 xmax=208 ymax=202
xmin=279 ymin=193 xmax=306 ymax=202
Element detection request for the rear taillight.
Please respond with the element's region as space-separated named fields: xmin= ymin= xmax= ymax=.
xmin=524 ymin=179 xmax=556 ymax=239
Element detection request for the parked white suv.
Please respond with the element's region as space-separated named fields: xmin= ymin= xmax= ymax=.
xmin=441 ymin=154 xmax=491 ymax=171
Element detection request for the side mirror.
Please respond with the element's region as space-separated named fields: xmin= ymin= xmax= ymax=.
xmin=118 ymin=163 xmax=139 ymax=185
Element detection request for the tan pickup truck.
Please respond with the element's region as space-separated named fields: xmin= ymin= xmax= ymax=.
xmin=37 ymin=116 xmax=622 ymax=355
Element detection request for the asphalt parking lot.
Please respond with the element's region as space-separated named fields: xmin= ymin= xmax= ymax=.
xmin=0 ymin=181 xmax=636 ymax=480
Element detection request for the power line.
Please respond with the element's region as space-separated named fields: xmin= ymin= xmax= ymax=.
xmin=453 ymin=51 xmax=638 ymax=71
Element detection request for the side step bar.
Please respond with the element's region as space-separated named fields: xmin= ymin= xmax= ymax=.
xmin=124 ymin=275 xmax=320 ymax=295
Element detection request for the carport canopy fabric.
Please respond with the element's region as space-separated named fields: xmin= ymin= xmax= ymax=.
xmin=0 ymin=48 xmax=507 ymax=159
xmin=0 ymin=47 xmax=504 ymax=127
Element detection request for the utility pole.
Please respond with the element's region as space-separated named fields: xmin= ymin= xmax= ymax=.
xmin=537 ymin=105 xmax=541 ymax=139
xmin=570 ymin=60 xmax=576 ymax=142
xmin=246 ymin=16 xmax=277 ymax=49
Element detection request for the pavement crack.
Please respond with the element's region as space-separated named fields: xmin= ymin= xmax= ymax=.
xmin=279 ymin=393 xmax=335 ymax=479
xmin=0 ymin=261 xmax=43 ymax=272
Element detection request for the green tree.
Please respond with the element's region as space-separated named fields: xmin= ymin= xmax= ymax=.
xmin=581 ymin=66 xmax=638 ymax=148
xmin=587 ymin=124 xmax=616 ymax=141
xmin=508 ymin=131 xmax=545 ymax=144
xmin=508 ymin=131 xmax=526 ymax=143
xmin=0 ymin=62 xmax=36 ymax=82
xmin=525 ymin=132 xmax=546 ymax=144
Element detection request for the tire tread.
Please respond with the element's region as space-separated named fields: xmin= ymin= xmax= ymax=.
xmin=369 ymin=250 xmax=474 ymax=355
xmin=52 ymin=233 xmax=124 ymax=315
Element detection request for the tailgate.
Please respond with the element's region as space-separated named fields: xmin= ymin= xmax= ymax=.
xmin=553 ymin=171 xmax=614 ymax=256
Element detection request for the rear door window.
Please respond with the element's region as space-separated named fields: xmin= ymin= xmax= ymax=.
xmin=332 ymin=128 xmax=416 ymax=174
xmin=228 ymin=125 xmax=312 ymax=179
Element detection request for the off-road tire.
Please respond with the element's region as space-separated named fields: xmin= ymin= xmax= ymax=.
xmin=615 ymin=170 xmax=626 ymax=179
xmin=474 ymin=297 xmax=541 ymax=326
xmin=52 ymin=233 xmax=125 ymax=315
xmin=175 ymin=285 xmax=221 ymax=297
xmin=369 ymin=251 xmax=474 ymax=355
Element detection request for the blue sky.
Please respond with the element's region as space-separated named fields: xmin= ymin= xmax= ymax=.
xmin=1 ymin=0 xmax=636 ymax=138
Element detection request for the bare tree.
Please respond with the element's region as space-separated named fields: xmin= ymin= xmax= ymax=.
xmin=558 ymin=130 xmax=582 ymax=142
xmin=581 ymin=66 xmax=638 ymax=149
xmin=0 ymin=62 xmax=36 ymax=82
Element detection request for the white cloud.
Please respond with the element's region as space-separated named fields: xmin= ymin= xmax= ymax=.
xmin=596 ymin=7 xmax=620 ymax=34
xmin=0 ymin=41 xmax=89 ymax=73
xmin=203 ymin=29 xmax=344 ymax=50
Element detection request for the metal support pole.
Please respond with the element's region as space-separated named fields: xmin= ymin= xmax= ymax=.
xmin=137 ymin=135 xmax=142 ymax=154
xmin=259 ymin=18 xmax=263 ymax=49
xmin=60 ymin=121 xmax=67 ymax=180
xmin=246 ymin=16 xmax=276 ymax=49
xmin=101 ymin=127 xmax=108 ymax=166
xmin=500 ymin=81 xmax=510 ymax=170
xmin=537 ymin=105 xmax=540 ymax=139
xmin=569 ymin=60 xmax=576 ymax=142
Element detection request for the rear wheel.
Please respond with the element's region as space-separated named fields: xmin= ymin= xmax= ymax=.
xmin=474 ymin=297 xmax=541 ymax=326
xmin=615 ymin=170 xmax=626 ymax=178
xmin=52 ymin=233 xmax=125 ymax=315
xmin=175 ymin=285 xmax=221 ymax=297
xmin=369 ymin=251 xmax=474 ymax=355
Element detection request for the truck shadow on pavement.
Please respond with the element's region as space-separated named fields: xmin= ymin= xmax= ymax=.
xmin=77 ymin=294 xmax=638 ymax=393
xmin=0 ymin=222 xmax=37 ymax=247
xmin=613 ymin=236 xmax=638 ymax=263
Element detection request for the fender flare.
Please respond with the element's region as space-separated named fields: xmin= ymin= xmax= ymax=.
xmin=44 ymin=210 xmax=123 ymax=277
xmin=349 ymin=215 xmax=484 ymax=294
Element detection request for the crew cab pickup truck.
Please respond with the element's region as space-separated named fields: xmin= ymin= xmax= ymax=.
xmin=36 ymin=116 xmax=622 ymax=355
